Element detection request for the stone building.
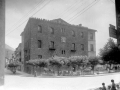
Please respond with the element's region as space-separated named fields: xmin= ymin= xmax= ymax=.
xmin=21 ymin=17 xmax=96 ymax=72
xmin=15 ymin=43 xmax=23 ymax=71
xmin=5 ymin=44 xmax=14 ymax=67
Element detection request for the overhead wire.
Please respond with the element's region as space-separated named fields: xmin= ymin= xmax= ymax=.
xmin=6 ymin=0 xmax=51 ymax=36
xmin=67 ymin=0 xmax=99 ymax=22
xmin=6 ymin=0 xmax=45 ymax=32
xmin=62 ymin=0 xmax=89 ymax=20
xmin=7 ymin=0 xmax=84 ymax=36
xmin=57 ymin=0 xmax=84 ymax=18
xmin=6 ymin=0 xmax=101 ymax=36
xmin=68 ymin=0 xmax=100 ymax=22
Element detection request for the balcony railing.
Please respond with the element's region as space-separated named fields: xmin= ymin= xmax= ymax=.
xmin=49 ymin=46 xmax=56 ymax=50
xmin=71 ymin=49 xmax=76 ymax=52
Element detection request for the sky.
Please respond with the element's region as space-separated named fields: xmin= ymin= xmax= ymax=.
xmin=5 ymin=0 xmax=116 ymax=55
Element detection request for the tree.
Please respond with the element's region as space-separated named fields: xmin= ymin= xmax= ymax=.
xmin=38 ymin=60 xmax=48 ymax=74
xmin=99 ymin=38 xmax=116 ymax=58
xmin=99 ymin=38 xmax=120 ymax=69
xmin=68 ymin=56 xmax=88 ymax=75
xmin=88 ymin=56 xmax=99 ymax=74
xmin=48 ymin=59 xmax=62 ymax=75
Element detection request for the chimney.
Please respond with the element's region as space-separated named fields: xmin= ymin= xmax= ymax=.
xmin=79 ymin=24 xmax=82 ymax=26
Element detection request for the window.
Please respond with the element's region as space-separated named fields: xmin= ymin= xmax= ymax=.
xmin=90 ymin=33 xmax=94 ymax=40
xmin=50 ymin=41 xmax=54 ymax=48
xmin=90 ymin=44 xmax=94 ymax=51
xmin=72 ymin=30 xmax=75 ymax=37
xmin=61 ymin=37 xmax=66 ymax=42
xmin=72 ymin=43 xmax=75 ymax=50
xmin=28 ymin=54 xmax=30 ymax=60
xmin=19 ymin=52 xmax=21 ymax=56
xmin=81 ymin=32 xmax=84 ymax=38
xmin=24 ymin=50 xmax=27 ymax=54
xmin=38 ymin=55 xmax=42 ymax=59
xmin=49 ymin=27 xmax=54 ymax=34
xmin=62 ymin=50 xmax=65 ymax=54
xmin=62 ymin=50 xmax=64 ymax=54
xmin=81 ymin=44 xmax=84 ymax=51
xmin=38 ymin=40 xmax=42 ymax=48
xmin=61 ymin=28 xmax=65 ymax=33
xmin=19 ymin=59 xmax=21 ymax=62
xmin=38 ymin=25 xmax=42 ymax=33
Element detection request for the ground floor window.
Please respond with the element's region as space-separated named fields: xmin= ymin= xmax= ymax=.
xmin=38 ymin=55 xmax=42 ymax=59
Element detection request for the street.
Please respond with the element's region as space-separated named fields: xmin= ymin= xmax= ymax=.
xmin=2 ymin=69 xmax=120 ymax=90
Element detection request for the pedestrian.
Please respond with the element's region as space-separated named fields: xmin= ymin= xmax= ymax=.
xmin=102 ymin=83 xmax=106 ymax=90
xmin=107 ymin=85 xmax=111 ymax=90
xmin=111 ymin=79 xmax=116 ymax=90
xmin=116 ymin=84 xmax=120 ymax=90
xmin=34 ymin=70 xmax=37 ymax=77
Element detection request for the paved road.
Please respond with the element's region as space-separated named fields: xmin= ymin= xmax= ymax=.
xmin=3 ymin=69 xmax=120 ymax=90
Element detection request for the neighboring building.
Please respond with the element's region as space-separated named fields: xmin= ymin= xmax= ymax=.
xmin=20 ymin=32 xmax=24 ymax=72
xmin=88 ymin=30 xmax=96 ymax=57
xmin=5 ymin=44 xmax=14 ymax=59
xmin=5 ymin=44 xmax=14 ymax=67
xmin=21 ymin=17 xmax=96 ymax=73
xmin=15 ymin=43 xmax=23 ymax=71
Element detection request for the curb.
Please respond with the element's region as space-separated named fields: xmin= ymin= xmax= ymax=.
xmin=35 ymin=71 xmax=120 ymax=78
xmin=13 ymin=70 xmax=120 ymax=78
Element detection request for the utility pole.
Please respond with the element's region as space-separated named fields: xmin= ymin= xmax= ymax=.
xmin=115 ymin=0 xmax=120 ymax=46
xmin=109 ymin=0 xmax=120 ymax=47
xmin=0 ymin=0 xmax=5 ymax=86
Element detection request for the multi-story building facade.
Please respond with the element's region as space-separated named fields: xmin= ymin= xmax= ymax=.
xmin=21 ymin=17 xmax=96 ymax=73
xmin=15 ymin=43 xmax=23 ymax=71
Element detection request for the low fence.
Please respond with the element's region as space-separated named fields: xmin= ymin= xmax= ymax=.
xmin=32 ymin=69 xmax=120 ymax=77
xmin=24 ymin=64 xmax=120 ymax=77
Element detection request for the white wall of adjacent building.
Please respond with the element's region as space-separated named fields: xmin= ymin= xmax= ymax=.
xmin=88 ymin=31 xmax=96 ymax=57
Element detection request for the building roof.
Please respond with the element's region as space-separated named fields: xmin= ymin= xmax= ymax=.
xmin=51 ymin=18 xmax=70 ymax=25
xmin=21 ymin=17 xmax=97 ymax=36
xmin=20 ymin=31 xmax=24 ymax=36
xmin=15 ymin=43 xmax=21 ymax=51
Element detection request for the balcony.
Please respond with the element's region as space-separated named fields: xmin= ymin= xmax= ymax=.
xmin=49 ymin=46 xmax=56 ymax=51
xmin=71 ymin=49 xmax=76 ymax=52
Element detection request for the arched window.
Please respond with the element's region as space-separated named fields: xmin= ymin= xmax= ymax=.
xmin=81 ymin=32 xmax=84 ymax=38
xmin=72 ymin=30 xmax=75 ymax=37
xmin=49 ymin=27 xmax=54 ymax=34
xmin=38 ymin=25 xmax=42 ymax=33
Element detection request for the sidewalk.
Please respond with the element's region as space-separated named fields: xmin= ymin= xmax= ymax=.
xmin=5 ymin=68 xmax=120 ymax=78
xmin=35 ymin=71 xmax=120 ymax=78
xmin=5 ymin=69 xmax=33 ymax=77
